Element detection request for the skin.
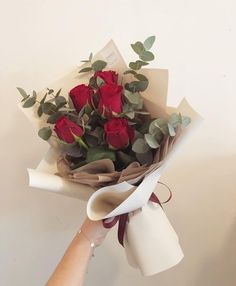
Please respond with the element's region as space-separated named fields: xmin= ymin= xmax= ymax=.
xmin=46 ymin=218 xmax=110 ymax=286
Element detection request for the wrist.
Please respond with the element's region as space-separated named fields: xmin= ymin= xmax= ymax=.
xmin=74 ymin=230 xmax=95 ymax=256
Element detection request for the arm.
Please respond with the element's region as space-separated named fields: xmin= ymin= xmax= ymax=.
xmin=46 ymin=218 xmax=109 ymax=286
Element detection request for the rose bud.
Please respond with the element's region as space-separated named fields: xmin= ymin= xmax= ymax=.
xmin=54 ymin=116 xmax=83 ymax=143
xmin=69 ymin=84 xmax=93 ymax=111
xmin=104 ymin=118 xmax=134 ymax=149
xmin=98 ymin=84 xmax=123 ymax=116
xmin=95 ymin=70 xmax=118 ymax=84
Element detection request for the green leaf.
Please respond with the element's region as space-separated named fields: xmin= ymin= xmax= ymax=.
xmin=47 ymin=88 xmax=54 ymax=94
xmin=92 ymin=60 xmax=107 ymax=71
xmin=89 ymin=52 xmax=93 ymax=61
xmin=131 ymin=41 xmax=145 ymax=55
xmin=79 ymin=67 xmax=93 ymax=73
xmin=86 ymin=147 xmax=116 ymax=163
xmin=132 ymin=138 xmax=150 ymax=154
xmin=129 ymin=60 xmax=149 ymax=71
xmin=42 ymin=102 xmax=57 ymax=115
xmin=180 ymin=115 xmax=191 ymax=127
xmin=143 ymin=36 xmax=156 ymax=50
xmin=38 ymin=127 xmax=52 ymax=140
xmin=23 ymin=96 xmax=36 ymax=108
xmin=118 ymin=151 xmax=135 ymax=165
xmin=125 ymin=81 xmax=148 ymax=92
xmin=96 ymin=76 xmax=105 ymax=87
xmin=55 ymin=88 xmax=62 ymax=97
xmin=32 ymin=90 xmax=37 ymax=98
xmin=136 ymin=150 xmax=153 ymax=165
xmin=84 ymin=134 xmax=99 ymax=147
xmin=126 ymin=111 xmax=135 ymax=119
xmin=17 ymin=87 xmax=28 ymax=98
xmin=47 ymin=111 xmax=63 ymax=124
xmin=124 ymin=90 xmax=140 ymax=105
xmin=144 ymin=133 xmax=160 ymax=148
xmin=124 ymin=70 xmax=137 ymax=75
xmin=167 ymin=123 xmax=176 ymax=136
xmin=37 ymin=105 xmax=43 ymax=117
xmin=139 ymin=51 xmax=155 ymax=62
xmin=134 ymin=73 xmax=148 ymax=82
xmin=55 ymin=96 xmax=67 ymax=108
xmin=66 ymin=144 xmax=83 ymax=158
xmin=169 ymin=113 xmax=181 ymax=128
xmin=40 ymin=93 xmax=47 ymax=104
xmin=21 ymin=95 xmax=30 ymax=102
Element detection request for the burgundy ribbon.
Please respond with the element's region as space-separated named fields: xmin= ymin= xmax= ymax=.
xmin=103 ymin=182 xmax=172 ymax=247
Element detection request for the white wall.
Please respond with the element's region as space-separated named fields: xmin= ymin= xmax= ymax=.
xmin=0 ymin=0 xmax=236 ymax=285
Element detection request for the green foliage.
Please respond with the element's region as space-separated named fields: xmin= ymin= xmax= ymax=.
xmin=92 ymin=60 xmax=107 ymax=71
xmin=38 ymin=127 xmax=52 ymax=140
xmin=79 ymin=67 xmax=93 ymax=73
xmin=86 ymin=147 xmax=116 ymax=163
xmin=42 ymin=102 xmax=57 ymax=115
xmin=144 ymin=133 xmax=160 ymax=148
xmin=143 ymin=36 xmax=156 ymax=50
xmin=17 ymin=87 xmax=28 ymax=98
xmin=132 ymin=138 xmax=150 ymax=154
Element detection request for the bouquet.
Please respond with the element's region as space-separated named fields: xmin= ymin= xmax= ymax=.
xmin=18 ymin=37 xmax=202 ymax=276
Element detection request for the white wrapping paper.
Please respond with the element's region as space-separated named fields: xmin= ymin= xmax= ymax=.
xmin=19 ymin=40 xmax=203 ymax=276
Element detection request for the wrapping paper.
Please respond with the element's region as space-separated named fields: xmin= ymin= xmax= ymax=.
xmin=19 ymin=40 xmax=202 ymax=276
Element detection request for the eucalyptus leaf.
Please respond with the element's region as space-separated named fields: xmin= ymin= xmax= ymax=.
xmin=139 ymin=51 xmax=155 ymax=62
xmin=47 ymin=111 xmax=63 ymax=124
xmin=167 ymin=123 xmax=176 ymax=136
xmin=66 ymin=145 xmax=83 ymax=158
xmin=37 ymin=105 xmax=43 ymax=117
xmin=47 ymin=88 xmax=54 ymax=94
xmin=134 ymin=73 xmax=148 ymax=82
xmin=125 ymin=81 xmax=148 ymax=92
xmin=129 ymin=61 xmax=142 ymax=70
xmin=144 ymin=133 xmax=160 ymax=148
xmin=42 ymin=102 xmax=57 ymax=115
xmin=131 ymin=41 xmax=145 ymax=55
xmin=84 ymin=134 xmax=99 ymax=147
xmin=124 ymin=70 xmax=137 ymax=75
xmin=79 ymin=67 xmax=93 ymax=73
xmin=55 ymin=88 xmax=62 ymax=97
xmin=132 ymin=138 xmax=150 ymax=154
xmin=32 ymin=90 xmax=37 ymax=98
xmin=92 ymin=60 xmax=107 ymax=71
xmin=86 ymin=147 xmax=116 ymax=163
xmin=96 ymin=76 xmax=105 ymax=87
xmin=181 ymin=115 xmax=191 ymax=127
xmin=143 ymin=36 xmax=156 ymax=50
xmin=40 ymin=93 xmax=47 ymax=104
xmin=17 ymin=87 xmax=28 ymax=98
xmin=23 ymin=97 xmax=36 ymax=108
xmin=169 ymin=113 xmax=181 ymax=128
xmin=38 ymin=127 xmax=52 ymax=140
xmin=55 ymin=96 xmax=67 ymax=108
xmin=21 ymin=95 xmax=30 ymax=102
xmin=118 ymin=151 xmax=135 ymax=165
xmin=124 ymin=90 xmax=140 ymax=104
xmin=136 ymin=150 xmax=153 ymax=165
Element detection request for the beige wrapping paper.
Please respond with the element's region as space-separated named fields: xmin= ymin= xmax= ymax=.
xmin=19 ymin=40 xmax=203 ymax=276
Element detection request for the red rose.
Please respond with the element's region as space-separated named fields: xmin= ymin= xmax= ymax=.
xmin=95 ymin=70 xmax=118 ymax=84
xmin=98 ymin=84 xmax=123 ymax=116
xmin=69 ymin=84 xmax=93 ymax=111
xmin=54 ymin=116 xmax=83 ymax=143
xmin=104 ymin=118 xmax=134 ymax=149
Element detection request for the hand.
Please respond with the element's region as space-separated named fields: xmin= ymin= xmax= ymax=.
xmin=80 ymin=217 xmax=110 ymax=247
